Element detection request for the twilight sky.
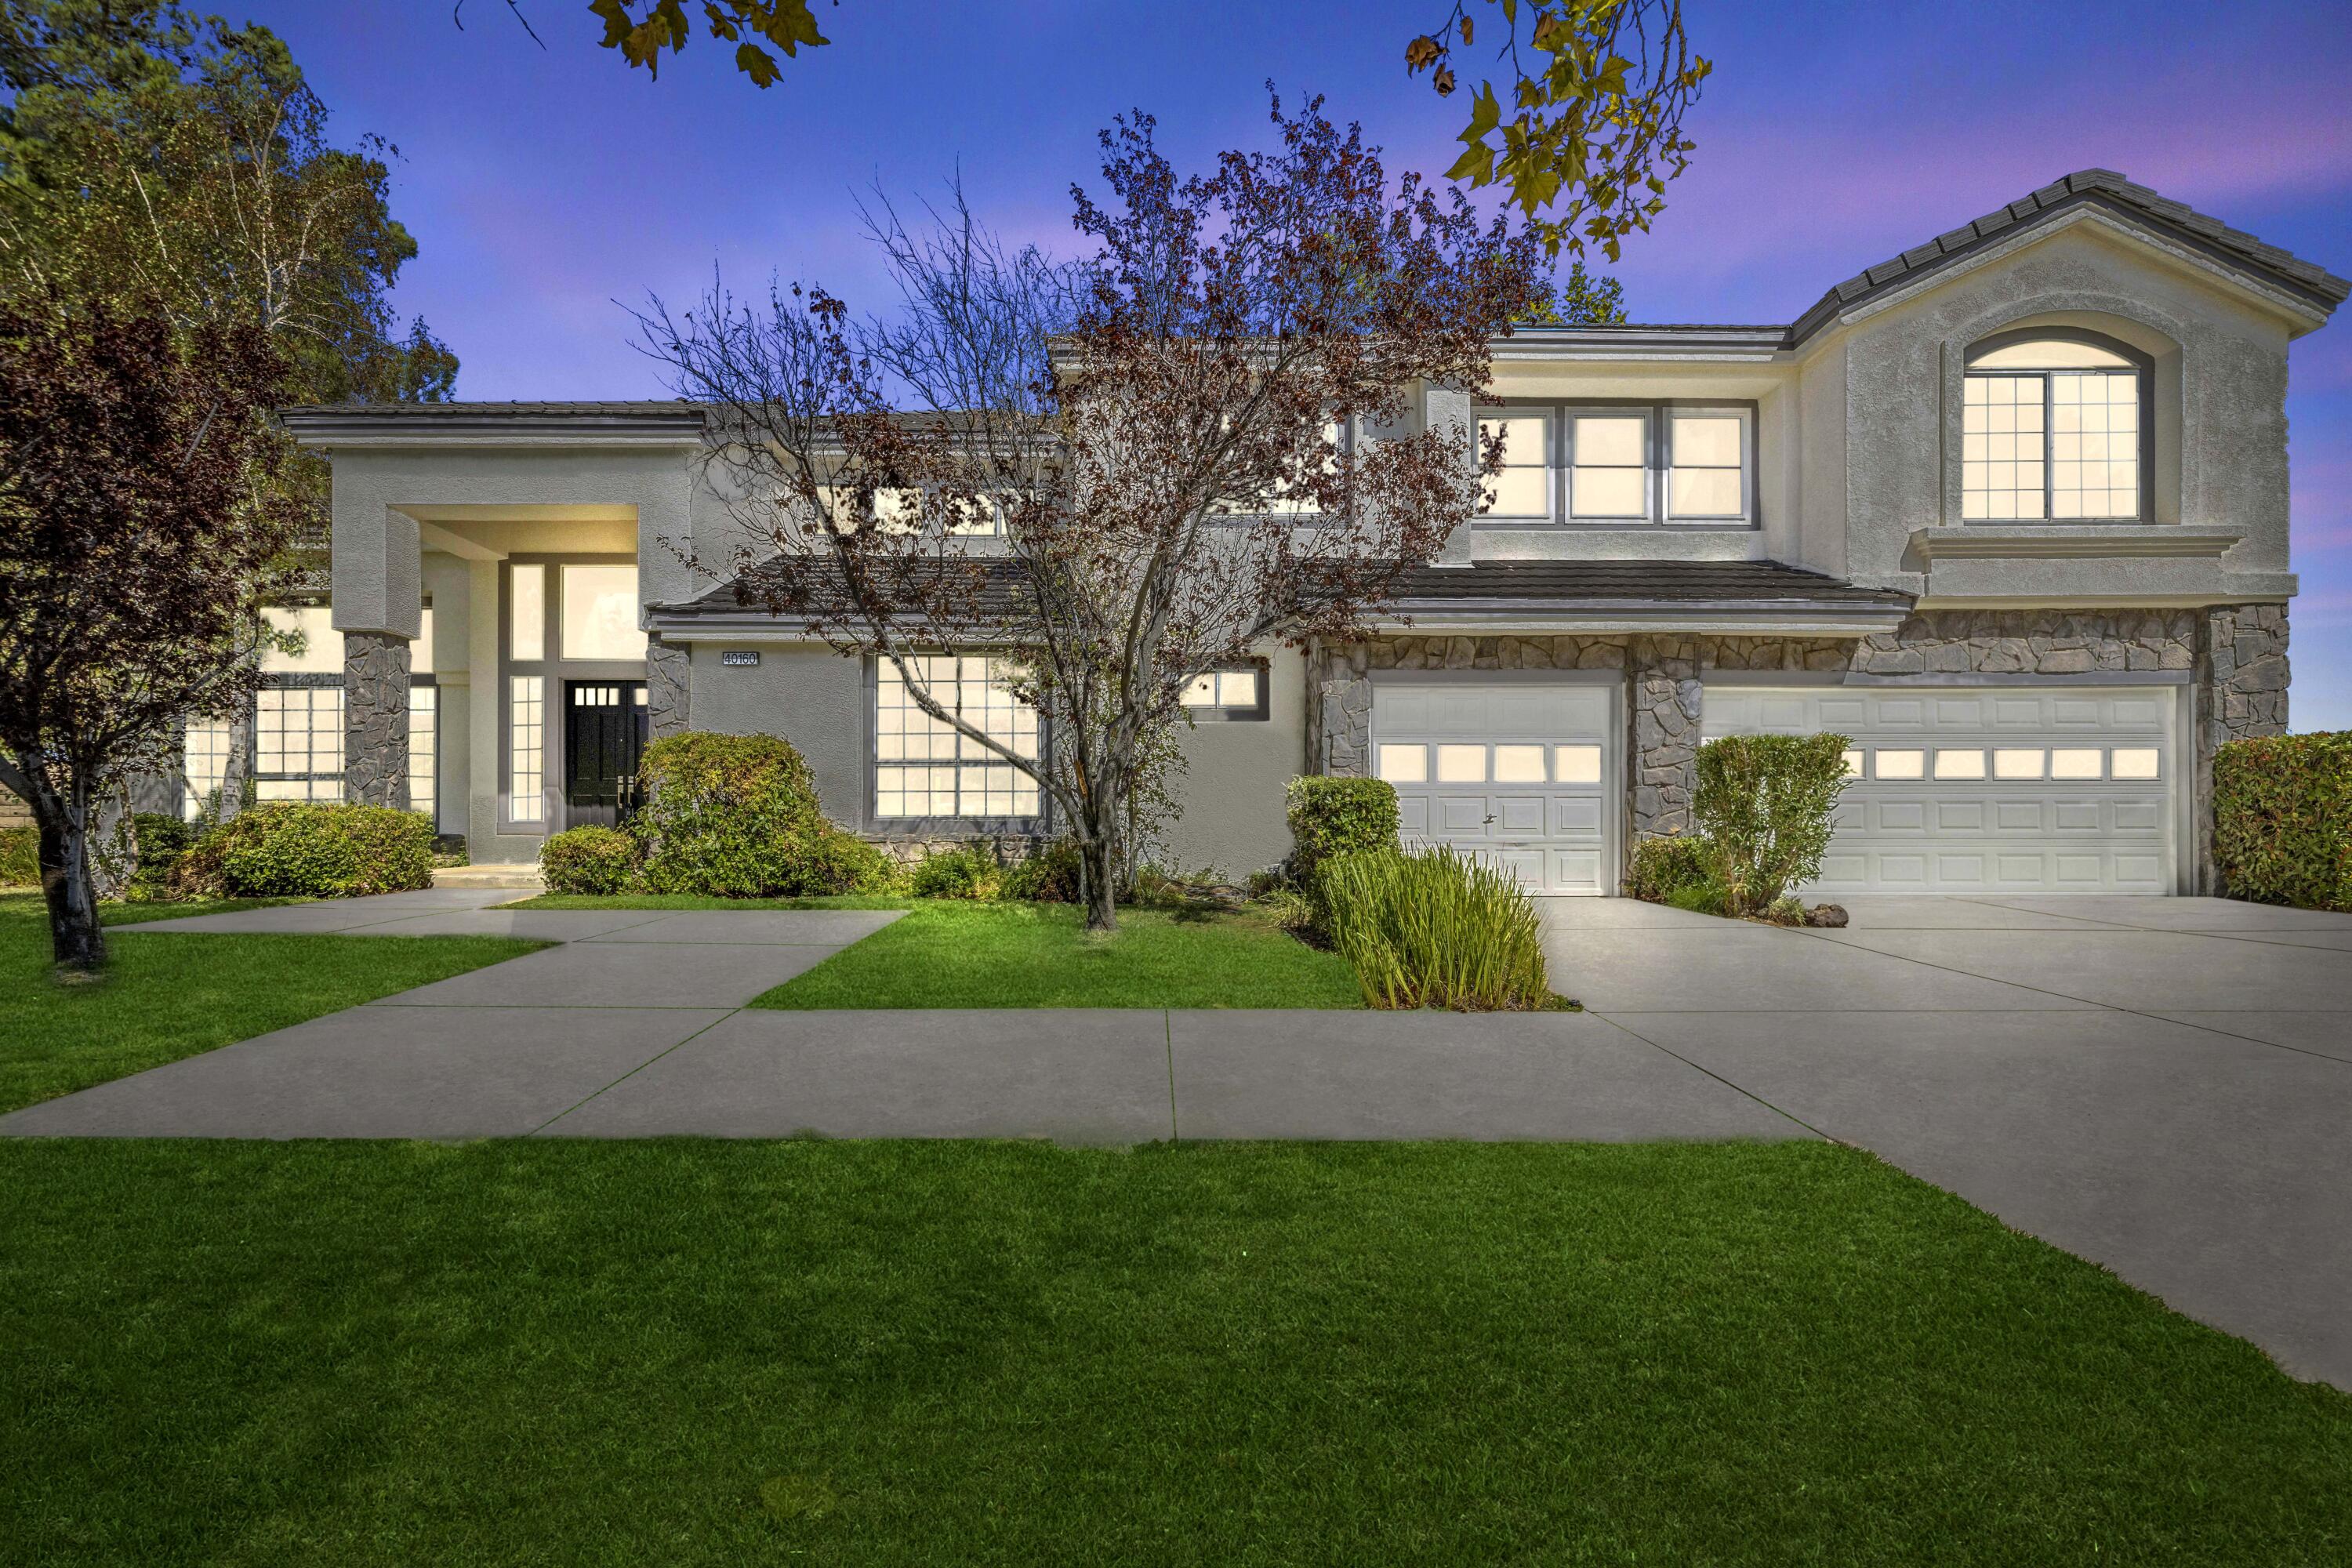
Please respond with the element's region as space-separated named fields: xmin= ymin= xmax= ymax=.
xmin=243 ymin=1 xmax=2352 ymax=728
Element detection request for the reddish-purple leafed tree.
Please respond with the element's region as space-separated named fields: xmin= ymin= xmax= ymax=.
xmin=0 ymin=305 xmax=295 ymax=971
xmin=639 ymin=94 xmax=1547 ymax=931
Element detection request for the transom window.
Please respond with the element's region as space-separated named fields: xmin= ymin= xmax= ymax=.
xmin=1963 ymin=332 xmax=2149 ymax=521
xmin=875 ymin=656 xmax=1040 ymax=820
xmin=1478 ymin=404 xmax=1753 ymax=525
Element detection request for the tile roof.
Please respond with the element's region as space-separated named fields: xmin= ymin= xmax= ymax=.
xmin=1786 ymin=169 xmax=2349 ymax=343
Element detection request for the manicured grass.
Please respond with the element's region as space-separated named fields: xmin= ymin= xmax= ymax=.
xmin=515 ymin=891 xmax=915 ymax=911
xmin=0 ymin=893 xmax=544 ymax=1114
xmin=2 ymin=1138 xmax=2345 ymax=1564
xmin=751 ymin=899 xmax=1365 ymax=1008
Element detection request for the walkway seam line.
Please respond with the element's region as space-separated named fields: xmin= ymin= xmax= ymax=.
xmin=1585 ymin=1010 xmax=1831 ymax=1141
xmin=1163 ymin=1011 xmax=1179 ymax=1144
xmin=526 ymin=1007 xmax=743 ymax=1136
xmin=1784 ymin=925 xmax=2352 ymax=1069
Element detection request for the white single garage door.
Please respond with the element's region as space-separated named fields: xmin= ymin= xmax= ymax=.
xmin=1370 ymin=679 xmax=1615 ymax=895
xmin=1702 ymin=684 xmax=2182 ymax=895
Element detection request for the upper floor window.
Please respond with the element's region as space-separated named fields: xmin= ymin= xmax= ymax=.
xmin=1478 ymin=403 xmax=1753 ymax=526
xmin=1178 ymin=662 xmax=1269 ymax=721
xmin=1963 ymin=331 xmax=2150 ymax=521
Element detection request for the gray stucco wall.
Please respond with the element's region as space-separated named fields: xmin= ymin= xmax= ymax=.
xmin=687 ymin=643 xmax=870 ymax=830
xmin=1157 ymin=646 xmax=1310 ymax=878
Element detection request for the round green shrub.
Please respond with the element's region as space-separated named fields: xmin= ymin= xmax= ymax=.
xmin=1283 ymin=775 xmax=1399 ymax=887
xmin=800 ymin=829 xmax=904 ymax=895
xmin=1623 ymin=833 xmax=1715 ymax=903
xmin=909 ymin=844 xmax=1001 ymax=900
xmin=188 ymin=802 xmax=434 ymax=898
xmin=539 ymin=826 xmax=640 ymax=895
xmin=1000 ymin=839 xmax=1082 ymax=902
xmin=633 ymin=731 xmax=838 ymax=898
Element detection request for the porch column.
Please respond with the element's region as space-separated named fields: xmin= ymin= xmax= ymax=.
xmin=332 ymin=493 xmax=424 ymax=810
xmin=344 ymin=631 xmax=412 ymax=809
xmin=647 ymin=632 xmax=691 ymax=740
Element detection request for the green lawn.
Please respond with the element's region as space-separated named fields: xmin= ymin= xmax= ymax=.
xmin=2 ymin=1138 xmax=2344 ymax=1564
xmin=0 ymin=893 xmax=543 ymax=1114
xmin=753 ymin=899 xmax=1364 ymax=1008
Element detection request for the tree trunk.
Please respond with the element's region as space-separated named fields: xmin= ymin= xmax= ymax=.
xmin=216 ymin=691 xmax=256 ymax=822
xmin=35 ymin=779 xmax=107 ymax=973
xmin=1079 ymin=831 xmax=1119 ymax=934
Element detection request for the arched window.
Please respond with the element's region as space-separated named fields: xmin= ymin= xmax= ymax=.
xmin=1963 ymin=329 xmax=2151 ymax=521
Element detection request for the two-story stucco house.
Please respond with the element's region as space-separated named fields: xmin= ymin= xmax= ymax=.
xmin=260 ymin=170 xmax=2342 ymax=898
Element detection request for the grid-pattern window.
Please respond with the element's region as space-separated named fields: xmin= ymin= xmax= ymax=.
xmin=1568 ymin=415 xmax=1649 ymax=518
xmin=1961 ymin=376 xmax=2046 ymax=519
xmin=256 ymin=687 xmax=344 ymax=801
xmin=1478 ymin=413 xmax=1552 ymax=519
xmin=408 ymin=686 xmax=437 ymax=825
xmin=183 ymin=717 xmax=234 ymax=819
xmin=2050 ymin=372 xmax=2140 ymax=519
xmin=510 ymin=675 xmax=545 ymax=823
xmin=1178 ymin=666 xmax=1267 ymax=720
xmin=875 ymin=656 xmax=1040 ymax=819
xmin=1668 ymin=416 xmax=1745 ymax=520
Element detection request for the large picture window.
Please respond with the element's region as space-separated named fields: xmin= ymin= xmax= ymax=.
xmin=1479 ymin=403 xmax=1751 ymax=525
xmin=1962 ymin=331 xmax=2150 ymax=521
xmin=256 ymin=686 xmax=344 ymax=801
xmin=874 ymin=656 xmax=1040 ymax=820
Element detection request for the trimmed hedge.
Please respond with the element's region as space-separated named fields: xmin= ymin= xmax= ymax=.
xmin=2213 ymin=731 xmax=2352 ymax=911
xmin=1624 ymin=833 xmax=1714 ymax=903
xmin=177 ymin=802 xmax=434 ymax=898
xmin=1284 ymin=775 xmax=1399 ymax=887
xmin=0 ymin=823 xmax=34 ymax=887
xmin=634 ymin=732 xmax=826 ymax=897
xmin=540 ymin=826 xmax=641 ymax=895
xmin=909 ymin=844 xmax=1001 ymax=900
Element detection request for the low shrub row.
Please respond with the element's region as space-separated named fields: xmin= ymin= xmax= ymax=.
xmin=173 ymin=802 xmax=435 ymax=898
xmin=2212 ymin=731 xmax=2352 ymax=911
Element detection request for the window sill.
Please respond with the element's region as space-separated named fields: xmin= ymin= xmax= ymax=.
xmin=1915 ymin=524 xmax=2242 ymax=561
xmin=1473 ymin=519 xmax=1759 ymax=532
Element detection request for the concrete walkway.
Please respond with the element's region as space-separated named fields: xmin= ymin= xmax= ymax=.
xmin=3 ymin=887 xmax=2347 ymax=1386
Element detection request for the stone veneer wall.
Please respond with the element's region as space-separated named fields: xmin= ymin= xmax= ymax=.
xmin=342 ymin=630 xmax=412 ymax=810
xmin=1310 ymin=606 xmax=2288 ymax=888
xmin=646 ymin=633 xmax=692 ymax=741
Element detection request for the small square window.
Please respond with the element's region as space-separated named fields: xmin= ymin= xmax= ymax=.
xmin=1993 ymin=748 xmax=2045 ymax=779
xmin=1841 ymin=750 xmax=1864 ymax=778
xmin=1933 ymin=749 xmax=1987 ymax=780
xmin=2050 ymin=748 xmax=2104 ymax=780
xmin=1554 ymin=744 xmax=1602 ymax=783
xmin=1436 ymin=744 xmax=1486 ymax=782
xmin=1494 ymin=745 xmax=1546 ymax=782
xmin=1875 ymin=750 xmax=1925 ymax=780
xmin=1178 ymin=665 xmax=1265 ymax=719
xmin=2110 ymin=747 xmax=2161 ymax=780
xmin=1376 ymin=743 xmax=1427 ymax=783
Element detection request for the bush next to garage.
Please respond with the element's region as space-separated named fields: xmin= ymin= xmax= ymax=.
xmin=539 ymin=826 xmax=641 ymax=896
xmin=2212 ymin=731 xmax=2352 ymax=912
xmin=173 ymin=802 xmax=435 ymax=899
xmin=1315 ymin=845 xmax=1559 ymax=1011
xmin=1690 ymin=733 xmax=1853 ymax=917
xmin=633 ymin=731 xmax=894 ymax=898
xmin=1623 ymin=833 xmax=1714 ymax=904
xmin=1284 ymin=776 xmax=1399 ymax=887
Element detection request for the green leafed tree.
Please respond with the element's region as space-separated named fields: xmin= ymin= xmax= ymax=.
xmin=1407 ymin=0 xmax=1710 ymax=260
xmin=461 ymin=0 xmax=836 ymax=87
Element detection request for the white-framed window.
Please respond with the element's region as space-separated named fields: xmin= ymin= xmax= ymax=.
xmin=1567 ymin=412 xmax=1650 ymax=520
xmin=1478 ymin=411 xmax=1553 ymax=520
xmin=256 ymin=686 xmax=344 ymax=801
xmin=510 ymin=675 xmax=545 ymax=823
xmin=1963 ymin=332 xmax=2147 ymax=521
xmin=408 ymin=685 xmax=437 ymax=825
xmin=874 ymin=656 xmax=1040 ymax=820
xmin=1178 ymin=664 xmax=1268 ymax=721
xmin=1478 ymin=402 xmax=1751 ymax=525
xmin=183 ymin=717 xmax=234 ymax=819
xmin=1667 ymin=412 xmax=1748 ymax=521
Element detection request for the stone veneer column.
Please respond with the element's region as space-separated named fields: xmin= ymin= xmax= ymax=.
xmin=1316 ymin=641 xmax=1373 ymax=776
xmin=2196 ymin=604 xmax=2290 ymax=892
xmin=343 ymin=630 xmax=412 ymax=810
xmin=1628 ymin=637 xmax=1702 ymax=837
xmin=646 ymin=633 xmax=692 ymax=741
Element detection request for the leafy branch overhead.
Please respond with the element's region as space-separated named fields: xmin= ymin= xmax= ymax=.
xmin=1408 ymin=0 xmax=1709 ymax=260
xmin=586 ymin=0 xmax=833 ymax=86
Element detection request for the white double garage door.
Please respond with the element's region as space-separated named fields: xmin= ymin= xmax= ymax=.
xmin=1372 ymin=677 xmax=2184 ymax=895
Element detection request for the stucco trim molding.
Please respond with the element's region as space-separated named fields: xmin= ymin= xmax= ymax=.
xmin=1908 ymin=525 xmax=2245 ymax=561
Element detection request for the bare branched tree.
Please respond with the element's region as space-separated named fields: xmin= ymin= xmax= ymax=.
xmin=636 ymin=93 xmax=1547 ymax=931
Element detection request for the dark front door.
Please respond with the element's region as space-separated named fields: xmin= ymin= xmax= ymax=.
xmin=564 ymin=681 xmax=649 ymax=829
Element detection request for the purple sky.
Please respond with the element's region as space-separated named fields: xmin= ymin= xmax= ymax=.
xmin=248 ymin=1 xmax=2351 ymax=728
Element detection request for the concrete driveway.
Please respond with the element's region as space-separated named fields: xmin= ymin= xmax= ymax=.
xmin=1542 ymin=893 xmax=2352 ymax=1390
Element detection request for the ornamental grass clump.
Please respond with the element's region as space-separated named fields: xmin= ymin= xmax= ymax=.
xmin=1315 ymin=846 xmax=1553 ymax=1011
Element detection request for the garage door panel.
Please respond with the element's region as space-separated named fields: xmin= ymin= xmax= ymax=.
xmin=1374 ymin=681 xmax=1613 ymax=896
xmin=1702 ymin=684 xmax=2177 ymax=895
